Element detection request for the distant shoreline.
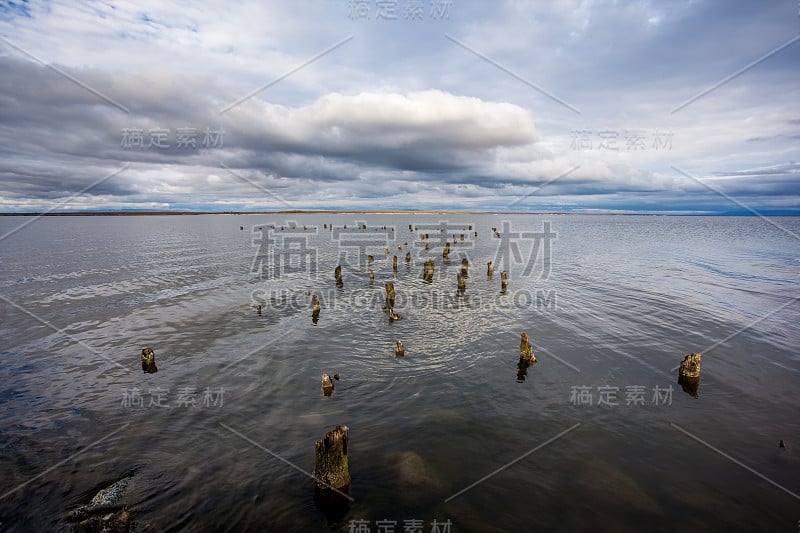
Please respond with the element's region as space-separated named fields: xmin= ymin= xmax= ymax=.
xmin=0 ymin=211 xmax=794 ymax=217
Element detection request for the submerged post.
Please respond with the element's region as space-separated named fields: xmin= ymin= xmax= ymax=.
xmin=501 ymin=271 xmax=508 ymax=294
xmin=678 ymin=352 xmax=702 ymax=397
xmin=519 ymin=333 xmax=536 ymax=363
xmin=422 ymin=259 xmax=435 ymax=282
xmin=335 ymin=265 xmax=343 ymax=288
xmin=322 ymin=373 xmax=335 ymax=396
xmin=487 ymin=261 xmax=494 ymax=276
xmin=461 ymin=257 xmax=469 ymax=278
xmin=385 ymin=282 xmax=396 ymax=309
xmin=314 ymin=425 xmax=351 ymax=491
xmin=141 ymin=347 xmax=157 ymax=374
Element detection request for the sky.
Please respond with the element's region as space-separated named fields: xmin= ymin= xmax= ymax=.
xmin=0 ymin=0 xmax=798 ymax=214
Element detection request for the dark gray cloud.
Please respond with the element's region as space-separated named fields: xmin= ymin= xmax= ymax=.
xmin=0 ymin=0 xmax=797 ymax=212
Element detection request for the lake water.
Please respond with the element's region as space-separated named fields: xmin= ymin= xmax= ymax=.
xmin=1 ymin=214 xmax=798 ymax=532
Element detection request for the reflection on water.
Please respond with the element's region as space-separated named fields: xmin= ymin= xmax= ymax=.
xmin=0 ymin=214 xmax=799 ymax=532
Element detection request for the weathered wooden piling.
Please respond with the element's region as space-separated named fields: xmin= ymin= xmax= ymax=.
xmin=457 ymin=272 xmax=466 ymax=292
xmin=501 ymin=271 xmax=508 ymax=293
xmin=487 ymin=261 xmax=494 ymax=276
xmin=385 ymin=282 xmax=396 ymax=309
xmin=678 ymin=352 xmax=702 ymax=397
xmin=395 ymin=341 xmax=405 ymax=356
xmin=461 ymin=258 xmax=469 ymax=277
xmin=256 ymin=304 xmax=262 ymax=316
xmin=405 ymin=252 xmax=411 ymax=263
xmin=422 ymin=259 xmax=435 ymax=282
xmin=393 ymin=255 xmax=398 ymax=272
xmin=141 ymin=347 xmax=157 ymax=374
xmin=322 ymin=373 xmax=335 ymax=396
xmin=312 ymin=295 xmax=321 ymax=312
xmin=443 ymin=242 xmax=450 ymax=259
xmin=519 ymin=333 xmax=536 ymax=363
xmin=335 ymin=266 xmax=343 ymax=288
xmin=313 ymin=426 xmax=350 ymax=490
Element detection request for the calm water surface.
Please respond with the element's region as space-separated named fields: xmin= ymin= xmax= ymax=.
xmin=1 ymin=214 xmax=798 ymax=532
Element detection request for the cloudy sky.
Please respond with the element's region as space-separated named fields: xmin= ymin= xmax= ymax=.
xmin=0 ymin=0 xmax=798 ymax=213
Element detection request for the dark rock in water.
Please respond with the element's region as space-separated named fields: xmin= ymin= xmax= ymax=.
xmin=140 ymin=347 xmax=157 ymax=374
xmin=240 ymin=226 xmax=243 ymax=230
xmin=779 ymin=439 xmax=786 ymax=449
xmin=395 ymin=340 xmax=405 ymax=357
xmin=385 ymin=282 xmax=396 ymax=309
xmin=519 ymin=333 xmax=536 ymax=363
xmin=314 ymin=426 xmax=350 ymax=491
xmin=74 ymin=508 xmax=132 ymax=532
xmin=387 ymin=450 xmax=442 ymax=504
xmin=678 ymin=352 xmax=701 ymax=379
xmin=322 ymin=374 xmax=334 ymax=396
xmin=67 ymin=474 xmax=134 ymax=532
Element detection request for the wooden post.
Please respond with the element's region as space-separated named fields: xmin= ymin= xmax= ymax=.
xmin=678 ymin=352 xmax=701 ymax=397
xmin=314 ymin=426 xmax=350 ymax=490
xmin=141 ymin=347 xmax=157 ymax=374
xmin=335 ymin=266 xmax=343 ymax=288
xmin=322 ymin=373 xmax=334 ymax=396
xmin=519 ymin=333 xmax=536 ymax=363
xmin=385 ymin=282 xmax=396 ymax=309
